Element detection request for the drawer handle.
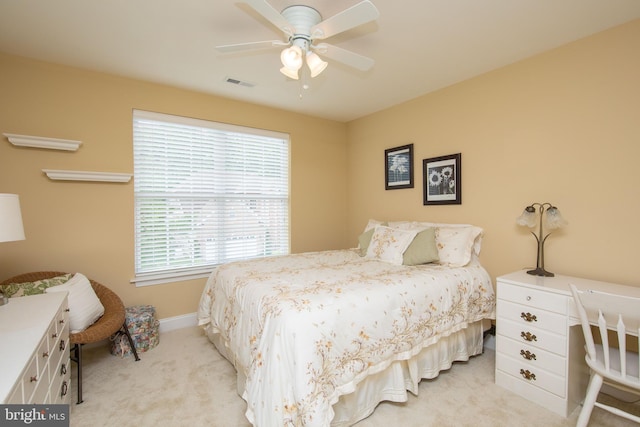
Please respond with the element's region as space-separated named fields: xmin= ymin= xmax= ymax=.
xmin=520 ymin=312 xmax=537 ymax=322
xmin=64 ymin=308 xmax=70 ymax=312
xmin=520 ymin=369 xmax=536 ymax=381
xmin=59 ymin=319 xmax=65 ymax=325
xmin=526 ymin=296 xmax=532 ymax=301
xmin=30 ymin=375 xmax=38 ymax=383
xmin=61 ymin=380 xmax=68 ymax=397
xmin=520 ymin=331 xmax=537 ymax=342
xmin=60 ymin=363 xmax=67 ymax=375
xmin=59 ymin=339 xmax=66 ymax=352
xmin=520 ymin=349 xmax=537 ymax=361
xmin=42 ymin=351 xmax=49 ymax=358
xmin=51 ymin=332 xmax=58 ymax=339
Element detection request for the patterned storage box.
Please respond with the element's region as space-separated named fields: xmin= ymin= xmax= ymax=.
xmin=110 ymin=305 xmax=160 ymax=357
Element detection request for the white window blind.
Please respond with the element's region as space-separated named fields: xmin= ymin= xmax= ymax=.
xmin=132 ymin=110 xmax=290 ymax=286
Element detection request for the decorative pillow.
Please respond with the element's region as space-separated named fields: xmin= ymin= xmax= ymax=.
xmin=2 ymin=273 xmax=73 ymax=298
xmin=435 ymin=226 xmax=483 ymax=267
xmin=357 ymin=227 xmax=376 ymax=256
xmin=45 ymin=273 xmax=105 ymax=333
xmin=366 ymin=226 xmax=417 ymax=265
xmin=403 ymin=227 xmax=439 ymax=266
xmin=393 ymin=221 xmax=484 ymax=258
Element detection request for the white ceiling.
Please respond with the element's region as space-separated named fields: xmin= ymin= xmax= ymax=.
xmin=1 ymin=1 xmax=639 ymax=122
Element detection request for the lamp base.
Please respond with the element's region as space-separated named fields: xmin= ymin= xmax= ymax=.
xmin=526 ymin=268 xmax=554 ymax=277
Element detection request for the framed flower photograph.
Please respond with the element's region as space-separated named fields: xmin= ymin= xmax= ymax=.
xmin=385 ymin=143 xmax=414 ymax=190
xmin=423 ymin=153 xmax=461 ymax=205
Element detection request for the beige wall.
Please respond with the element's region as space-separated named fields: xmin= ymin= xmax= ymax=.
xmin=347 ymin=19 xmax=640 ymax=287
xmin=0 ymin=53 xmax=348 ymax=318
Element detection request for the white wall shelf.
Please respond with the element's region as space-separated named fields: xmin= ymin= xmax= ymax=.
xmin=4 ymin=133 xmax=82 ymax=151
xmin=42 ymin=169 xmax=132 ymax=183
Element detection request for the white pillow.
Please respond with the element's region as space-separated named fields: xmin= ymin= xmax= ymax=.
xmin=366 ymin=225 xmax=418 ymax=265
xmin=46 ymin=273 xmax=105 ymax=333
xmin=387 ymin=221 xmax=412 ymax=229
xmin=435 ymin=226 xmax=483 ymax=267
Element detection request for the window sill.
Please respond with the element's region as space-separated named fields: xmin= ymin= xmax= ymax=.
xmin=131 ymin=268 xmax=214 ymax=287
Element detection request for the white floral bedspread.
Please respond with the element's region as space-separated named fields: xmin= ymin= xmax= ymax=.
xmin=197 ymin=249 xmax=495 ymax=427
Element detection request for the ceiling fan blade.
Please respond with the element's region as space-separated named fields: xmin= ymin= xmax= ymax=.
xmin=216 ymin=40 xmax=287 ymax=53
xmin=241 ymin=0 xmax=295 ymax=36
xmin=314 ymin=43 xmax=374 ymax=72
xmin=311 ymin=0 xmax=379 ymax=40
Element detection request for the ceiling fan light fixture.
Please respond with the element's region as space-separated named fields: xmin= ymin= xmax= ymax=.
xmin=219 ymin=1 xmax=380 ymax=84
xmin=306 ymin=51 xmax=328 ymax=78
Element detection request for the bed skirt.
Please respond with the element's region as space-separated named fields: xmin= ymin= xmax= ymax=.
xmin=204 ymin=320 xmax=486 ymax=426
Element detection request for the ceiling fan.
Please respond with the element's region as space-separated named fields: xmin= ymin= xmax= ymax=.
xmin=217 ymin=0 xmax=380 ymax=80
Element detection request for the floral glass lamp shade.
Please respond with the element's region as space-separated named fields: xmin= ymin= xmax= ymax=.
xmin=0 ymin=193 xmax=26 ymax=306
xmin=516 ymin=202 xmax=567 ymax=277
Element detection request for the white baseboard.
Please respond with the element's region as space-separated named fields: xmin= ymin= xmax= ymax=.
xmin=158 ymin=311 xmax=198 ymax=333
xmin=83 ymin=312 xmax=197 ymax=350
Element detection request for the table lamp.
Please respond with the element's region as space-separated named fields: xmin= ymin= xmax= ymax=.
xmin=516 ymin=202 xmax=567 ymax=277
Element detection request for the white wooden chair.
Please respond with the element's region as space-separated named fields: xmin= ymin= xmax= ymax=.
xmin=569 ymin=284 xmax=640 ymax=426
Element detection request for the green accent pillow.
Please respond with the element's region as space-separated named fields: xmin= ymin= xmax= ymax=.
xmin=403 ymin=228 xmax=440 ymax=266
xmin=2 ymin=273 xmax=73 ymax=298
xmin=358 ymin=227 xmax=376 ymax=256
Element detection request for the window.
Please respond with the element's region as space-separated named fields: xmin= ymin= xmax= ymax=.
xmin=132 ymin=110 xmax=290 ymax=286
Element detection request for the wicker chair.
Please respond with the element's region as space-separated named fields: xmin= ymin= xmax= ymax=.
xmin=0 ymin=271 xmax=140 ymax=404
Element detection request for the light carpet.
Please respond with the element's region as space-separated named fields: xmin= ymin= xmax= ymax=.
xmin=69 ymin=327 xmax=640 ymax=427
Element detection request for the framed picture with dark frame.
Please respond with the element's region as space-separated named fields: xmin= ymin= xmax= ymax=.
xmin=423 ymin=153 xmax=461 ymax=205
xmin=385 ymin=144 xmax=414 ymax=190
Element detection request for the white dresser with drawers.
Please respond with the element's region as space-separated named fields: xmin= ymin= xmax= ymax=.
xmin=0 ymin=292 xmax=71 ymax=404
xmin=495 ymin=270 xmax=640 ymax=417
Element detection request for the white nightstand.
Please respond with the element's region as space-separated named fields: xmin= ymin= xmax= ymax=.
xmin=494 ymin=270 xmax=640 ymax=417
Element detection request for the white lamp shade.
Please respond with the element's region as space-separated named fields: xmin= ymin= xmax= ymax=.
xmin=280 ymin=66 xmax=299 ymax=80
xmin=306 ymin=52 xmax=328 ymax=78
xmin=280 ymin=45 xmax=303 ymax=69
xmin=0 ymin=193 xmax=25 ymax=242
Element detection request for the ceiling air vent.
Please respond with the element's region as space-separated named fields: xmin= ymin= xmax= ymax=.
xmin=225 ymin=77 xmax=255 ymax=88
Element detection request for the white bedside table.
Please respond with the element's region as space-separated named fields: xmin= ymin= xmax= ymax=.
xmin=494 ymin=270 xmax=640 ymax=417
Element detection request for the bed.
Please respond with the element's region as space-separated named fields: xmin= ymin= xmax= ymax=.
xmin=197 ymin=221 xmax=496 ymax=426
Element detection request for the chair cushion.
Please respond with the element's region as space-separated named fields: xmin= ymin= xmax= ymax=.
xmin=1 ymin=273 xmax=73 ymax=298
xmin=46 ymin=273 xmax=105 ymax=333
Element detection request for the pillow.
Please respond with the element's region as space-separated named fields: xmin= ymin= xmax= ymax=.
xmin=357 ymin=227 xmax=376 ymax=256
xmin=366 ymin=226 xmax=417 ymax=265
xmin=2 ymin=273 xmax=73 ymax=298
xmin=387 ymin=221 xmax=412 ymax=229
xmin=392 ymin=221 xmax=484 ymax=258
xmin=46 ymin=273 xmax=105 ymax=333
xmin=435 ymin=226 xmax=483 ymax=267
xmin=402 ymin=227 xmax=439 ymax=266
